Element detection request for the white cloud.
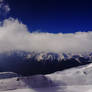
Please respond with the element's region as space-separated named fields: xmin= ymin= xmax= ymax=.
xmin=0 ymin=18 xmax=92 ymax=54
xmin=0 ymin=0 xmax=10 ymax=15
xmin=0 ymin=0 xmax=3 ymax=3
xmin=3 ymin=4 xmax=10 ymax=12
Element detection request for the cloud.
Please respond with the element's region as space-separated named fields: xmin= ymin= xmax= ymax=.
xmin=0 ymin=0 xmax=3 ymax=3
xmin=0 ymin=18 xmax=92 ymax=54
xmin=0 ymin=0 xmax=10 ymax=16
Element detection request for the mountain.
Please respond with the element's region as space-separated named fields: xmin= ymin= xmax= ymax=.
xmin=0 ymin=63 xmax=92 ymax=92
xmin=0 ymin=51 xmax=91 ymax=75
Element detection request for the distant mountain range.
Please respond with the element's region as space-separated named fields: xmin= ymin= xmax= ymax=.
xmin=0 ymin=51 xmax=92 ymax=75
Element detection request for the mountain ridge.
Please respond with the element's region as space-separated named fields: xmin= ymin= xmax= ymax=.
xmin=0 ymin=51 xmax=91 ymax=75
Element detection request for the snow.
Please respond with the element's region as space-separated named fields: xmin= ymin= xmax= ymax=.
xmin=2 ymin=86 xmax=92 ymax=92
xmin=0 ymin=63 xmax=92 ymax=92
xmin=2 ymin=89 xmax=35 ymax=92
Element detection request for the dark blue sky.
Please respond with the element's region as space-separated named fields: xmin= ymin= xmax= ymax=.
xmin=6 ymin=0 xmax=92 ymax=33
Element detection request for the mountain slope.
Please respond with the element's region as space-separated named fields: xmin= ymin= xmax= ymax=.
xmin=0 ymin=63 xmax=92 ymax=92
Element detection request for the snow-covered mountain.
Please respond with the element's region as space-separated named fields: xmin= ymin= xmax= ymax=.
xmin=4 ymin=51 xmax=92 ymax=62
xmin=0 ymin=51 xmax=92 ymax=75
xmin=1 ymin=63 xmax=92 ymax=92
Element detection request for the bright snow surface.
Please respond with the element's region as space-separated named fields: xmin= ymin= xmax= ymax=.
xmin=1 ymin=63 xmax=92 ymax=92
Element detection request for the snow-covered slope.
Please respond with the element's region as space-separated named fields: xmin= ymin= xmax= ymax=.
xmin=0 ymin=63 xmax=92 ymax=92
xmin=3 ymin=86 xmax=92 ymax=92
xmin=46 ymin=63 xmax=92 ymax=85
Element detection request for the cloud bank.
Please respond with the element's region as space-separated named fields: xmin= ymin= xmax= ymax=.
xmin=0 ymin=18 xmax=92 ymax=54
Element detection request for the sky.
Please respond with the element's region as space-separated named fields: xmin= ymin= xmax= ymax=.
xmin=0 ymin=0 xmax=92 ymax=54
xmin=4 ymin=0 xmax=92 ymax=33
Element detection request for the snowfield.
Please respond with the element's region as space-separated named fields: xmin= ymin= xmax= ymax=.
xmin=0 ymin=63 xmax=92 ymax=92
xmin=2 ymin=86 xmax=92 ymax=92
